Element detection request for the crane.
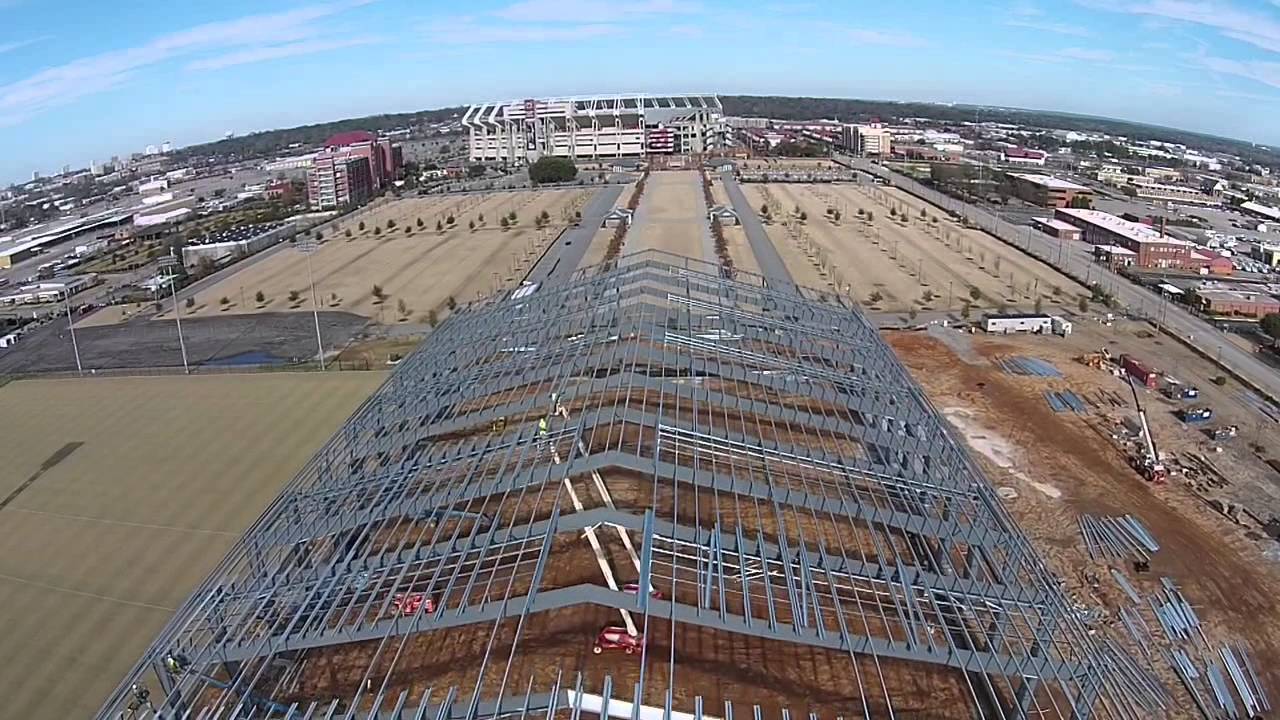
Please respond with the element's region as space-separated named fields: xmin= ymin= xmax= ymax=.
xmin=1127 ymin=375 xmax=1168 ymax=484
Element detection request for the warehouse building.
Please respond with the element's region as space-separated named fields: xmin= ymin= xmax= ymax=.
xmin=1055 ymin=207 xmax=1230 ymax=272
xmin=1031 ymin=217 xmax=1082 ymax=241
xmin=1193 ymin=289 xmax=1280 ymax=318
xmin=464 ymin=94 xmax=726 ymax=164
xmin=1007 ymin=173 xmax=1093 ymax=208
xmin=182 ymin=221 xmax=295 ymax=267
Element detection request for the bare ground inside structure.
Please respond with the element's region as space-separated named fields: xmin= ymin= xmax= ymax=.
xmin=628 ymin=171 xmax=709 ymax=261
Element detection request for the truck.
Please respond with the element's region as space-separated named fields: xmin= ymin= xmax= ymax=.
xmin=1178 ymin=406 xmax=1214 ymax=424
xmin=1120 ymin=354 xmax=1158 ymax=388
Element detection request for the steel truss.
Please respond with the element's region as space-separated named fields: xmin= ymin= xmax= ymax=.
xmin=97 ymin=252 xmax=1166 ymax=720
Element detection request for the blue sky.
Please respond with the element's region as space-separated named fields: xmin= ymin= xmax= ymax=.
xmin=3 ymin=0 xmax=1280 ymax=183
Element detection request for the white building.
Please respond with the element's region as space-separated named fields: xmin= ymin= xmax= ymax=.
xmin=983 ymin=313 xmax=1053 ymax=334
xmin=841 ymin=124 xmax=892 ymax=157
xmin=464 ymin=94 xmax=726 ymax=164
xmin=181 ymin=222 xmax=295 ymax=267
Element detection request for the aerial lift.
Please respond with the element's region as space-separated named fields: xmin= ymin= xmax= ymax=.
xmin=1127 ymin=376 xmax=1168 ymax=484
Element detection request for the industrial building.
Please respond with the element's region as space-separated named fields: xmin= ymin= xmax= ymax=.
xmin=1031 ymin=217 xmax=1082 ymax=241
xmin=307 ymin=132 xmax=403 ymax=210
xmin=1055 ymin=208 xmax=1230 ymax=272
xmin=840 ymin=123 xmax=892 ymax=157
xmin=0 ymin=274 xmax=98 ymax=305
xmin=96 ymin=253 xmax=1158 ymax=720
xmin=1129 ymin=181 xmax=1220 ymax=207
xmin=0 ymin=209 xmax=134 ymax=268
xmin=463 ymin=94 xmax=726 ymax=164
xmin=181 ymin=221 xmax=296 ymax=267
xmin=1006 ymin=173 xmax=1093 ymax=208
xmin=1193 ymin=288 xmax=1280 ymax=318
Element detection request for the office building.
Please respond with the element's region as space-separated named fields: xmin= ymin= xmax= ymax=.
xmin=1007 ymin=173 xmax=1093 ymax=208
xmin=463 ymin=94 xmax=725 ymax=164
xmin=307 ymin=131 xmax=401 ymax=210
xmin=1193 ymin=289 xmax=1280 ymax=318
xmin=841 ymin=124 xmax=892 ymax=157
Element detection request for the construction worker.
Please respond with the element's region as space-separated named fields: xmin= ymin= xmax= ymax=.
xmin=537 ymin=416 xmax=549 ymax=437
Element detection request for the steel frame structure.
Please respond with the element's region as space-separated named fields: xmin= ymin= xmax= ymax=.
xmin=98 ymin=251 xmax=1164 ymax=720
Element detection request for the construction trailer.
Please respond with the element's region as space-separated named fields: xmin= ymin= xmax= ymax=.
xmin=93 ymin=251 xmax=1163 ymax=720
xmin=1120 ymin=354 xmax=1159 ymax=388
xmin=983 ymin=312 xmax=1053 ymax=334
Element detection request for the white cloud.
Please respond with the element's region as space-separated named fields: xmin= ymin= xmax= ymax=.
xmin=0 ymin=35 xmax=50 ymax=54
xmin=425 ymin=20 xmax=623 ymax=45
xmin=1198 ymin=54 xmax=1280 ymax=89
xmin=843 ymin=28 xmax=929 ymax=47
xmin=0 ymin=1 xmax=370 ymax=125
xmin=187 ymin=37 xmax=377 ymax=71
xmin=1004 ymin=19 xmax=1091 ymax=36
xmin=1056 ymin=46 xmax=1115 ymax=61
xmin=1092 ymin=0 xmax=1280 ymax=55
xmin=494 ymin=0 xmax=697 ymax=23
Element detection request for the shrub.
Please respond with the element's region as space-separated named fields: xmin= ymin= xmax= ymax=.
xmin=1211 ymin=375 xmax=1227 ymax=386
xmin=968 ymin=286 xmax=982 ymax=301
xmin=219 ymin=296 xmax=230 ymax=306
xmin=358 ymin=221 xmax=366 ymax=231
xmin=255 ymin=290 xmax=265 ymax=304
xmin=184 ymin=297 xmax=195 ymax=309
xmin=288 ymin=290 xmax=300 ymax=303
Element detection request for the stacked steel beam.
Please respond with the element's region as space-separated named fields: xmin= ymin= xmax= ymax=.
xmin=95 ymin=251 xmax=1163 ymax=720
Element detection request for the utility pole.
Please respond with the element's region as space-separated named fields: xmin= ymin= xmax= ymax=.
xmin=161 ymin=252 xmax=188 ymax=373
xmin=64 ymin=290 xmax=83 ymax=377
xmin=298 ymin=239 xmax=325 ymax=370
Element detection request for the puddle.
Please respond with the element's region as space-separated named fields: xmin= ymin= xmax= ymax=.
xmin=943 ymin=407 xmax=1062 ymax=499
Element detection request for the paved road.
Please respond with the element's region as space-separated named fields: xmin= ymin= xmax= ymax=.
xmin=720 ymin=171 xmax=794 ymax=290
xmin=850 ymin=157 xmax=1280 ymax=405
xmin=525 ymin=185 xmax=626 ymax=286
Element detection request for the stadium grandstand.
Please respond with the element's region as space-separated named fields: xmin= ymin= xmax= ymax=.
xmin=464 ymin=94 xmax=726 ymax=164
xmin=97 ymin=252 xmax=1163 ymax=720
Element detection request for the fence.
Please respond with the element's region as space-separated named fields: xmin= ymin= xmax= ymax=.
xmin=0 ymin=357 xmax=382 ymax=384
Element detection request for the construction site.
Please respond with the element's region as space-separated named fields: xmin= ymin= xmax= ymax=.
xmin=96 ymin=253 xmax=1208 ymax=720
xmin=12 ymin=158 xmax=1271 ymax=720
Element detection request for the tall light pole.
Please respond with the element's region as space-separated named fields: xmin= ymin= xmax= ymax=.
xmin=298 ymin=238 xmax=325 ymax=370
xmin=160 ymin=253 xmax=189 ymax=373
xmin=64 ymin=289 xmax=83 ymax=376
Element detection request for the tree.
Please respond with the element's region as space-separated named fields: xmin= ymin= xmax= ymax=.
xmin=468 ymin=219 xmax=476 ymax=231
xmin=345 ymin=229 xmax=352 ymax=238
xmin=288 ymin=289 xmax=301 ymax=303
xmin=866 ymin=210 xmax=874 ymax=222
xmin=508 ymin=210 xmax=518 ymax=223
xmin=889 ymin=207 xmax=898 ymax=219
xmin=387 ymin=219 xmax=397 ymax=230
xmin=467 ymin=164 xmax=487 ymax=178
xmin=539 ymin=209 xmax=550 ymax=222
xmin=798 ymin=211 xmax=807 ymax=222
xmin=315 ymin=231 xmax=323 ymax=241
xmin=478 ymin=213 xmax=485 ymax=223
xmin=832 ymin=210 xmax=841 ymax=222
xmin=446 ymin=214 xmax=455 ymax=225
xmin=436 ymin=220 xmax=444 ymax=232
xmin=909 ymin=308 xmax=919 ymax=321
xmin=426 ymin=309 xmax=439 ymax=327
xmin=446 ymin=296 xmax=458 ymax=310
xmin=761 ymin=203 xmax=770 ymax=216
xmin=500 ymin=216 xmax=510 ymax=229
xmin=868 ymin=290 xmax=884 ymax=304
xmin=969 ymin=286 xmax=982 ymax=301
xmin=405 ymin=226 xmax=411 ymax=234
xmin=358 ymin=220 xmax=366 ymax=231
xmin=1034 ymin=296 xmax=1044 ymax=314
xmin=184 ymin=297 xmax=195 ymax=309
xmin=1262 ymin=313 xmax=1280 ymax=343
xmin=330 ymin=292 xmax=339 ymax=305
xmin=397 ymin=298 xmax=408 ymax=317
xmin=372 ymin=284 xmax=385 ymax=302
xmin=374 ymin=226 xmax=382 ymax=236
xmin=994 ymin=257 xmax=1002 ymax=274
xmin=961 ymin=301 xmax=972 ymax=320
xmin=416 ymin=217 xmax=424 ymax=228
xmin=922 ymin=289 xmax=935 ymax=303
xmin=255 ymin=290 xmax=266 ymax=304
xmin=574 ymin=210 xmax=582 ymax=222
xmin=219 ymin=296 xmax=230 ymax=306
xmin=528 ymin=156 xmax=578 ymax=183
xmin=1078 ymin=296 xmax=1089 ymax=313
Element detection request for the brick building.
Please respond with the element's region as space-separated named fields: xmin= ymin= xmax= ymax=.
xmin=1194 ymin=289 xmax=1280 ymax=318
xmin=307 ymin=131 xmax=403 ymax=210
xmin=1007 ymin=173 xmax=1093 ymax=208
xmin=1055 ymin=208 xmax=1230 ymax=273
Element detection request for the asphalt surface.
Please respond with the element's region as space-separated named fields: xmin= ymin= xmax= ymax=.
xmin=850 ymin=157 xmax=1280 ymax=405
xmin=525 ymin=185 xmax=626 ymax=286
xmin=720 ymin=171 xmax=795 ymax=290
xmin=0 ymin=311 xmax=368 ymax=374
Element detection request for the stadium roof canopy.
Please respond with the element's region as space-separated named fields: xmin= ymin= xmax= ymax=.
xmin=96 ymin=251 xmax=1161 ymax=720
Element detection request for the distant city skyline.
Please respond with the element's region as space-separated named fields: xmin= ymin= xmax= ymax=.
xmin=4 ymin=0 xmax=1280 ymax=183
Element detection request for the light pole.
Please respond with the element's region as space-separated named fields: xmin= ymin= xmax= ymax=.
xmin=298 ymin=239 xmax=325 ymax=370
xmin=64 ymin=290 xmax=83 ymax=377
xmin=160 ymin=253 xmax=189 ymax=373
